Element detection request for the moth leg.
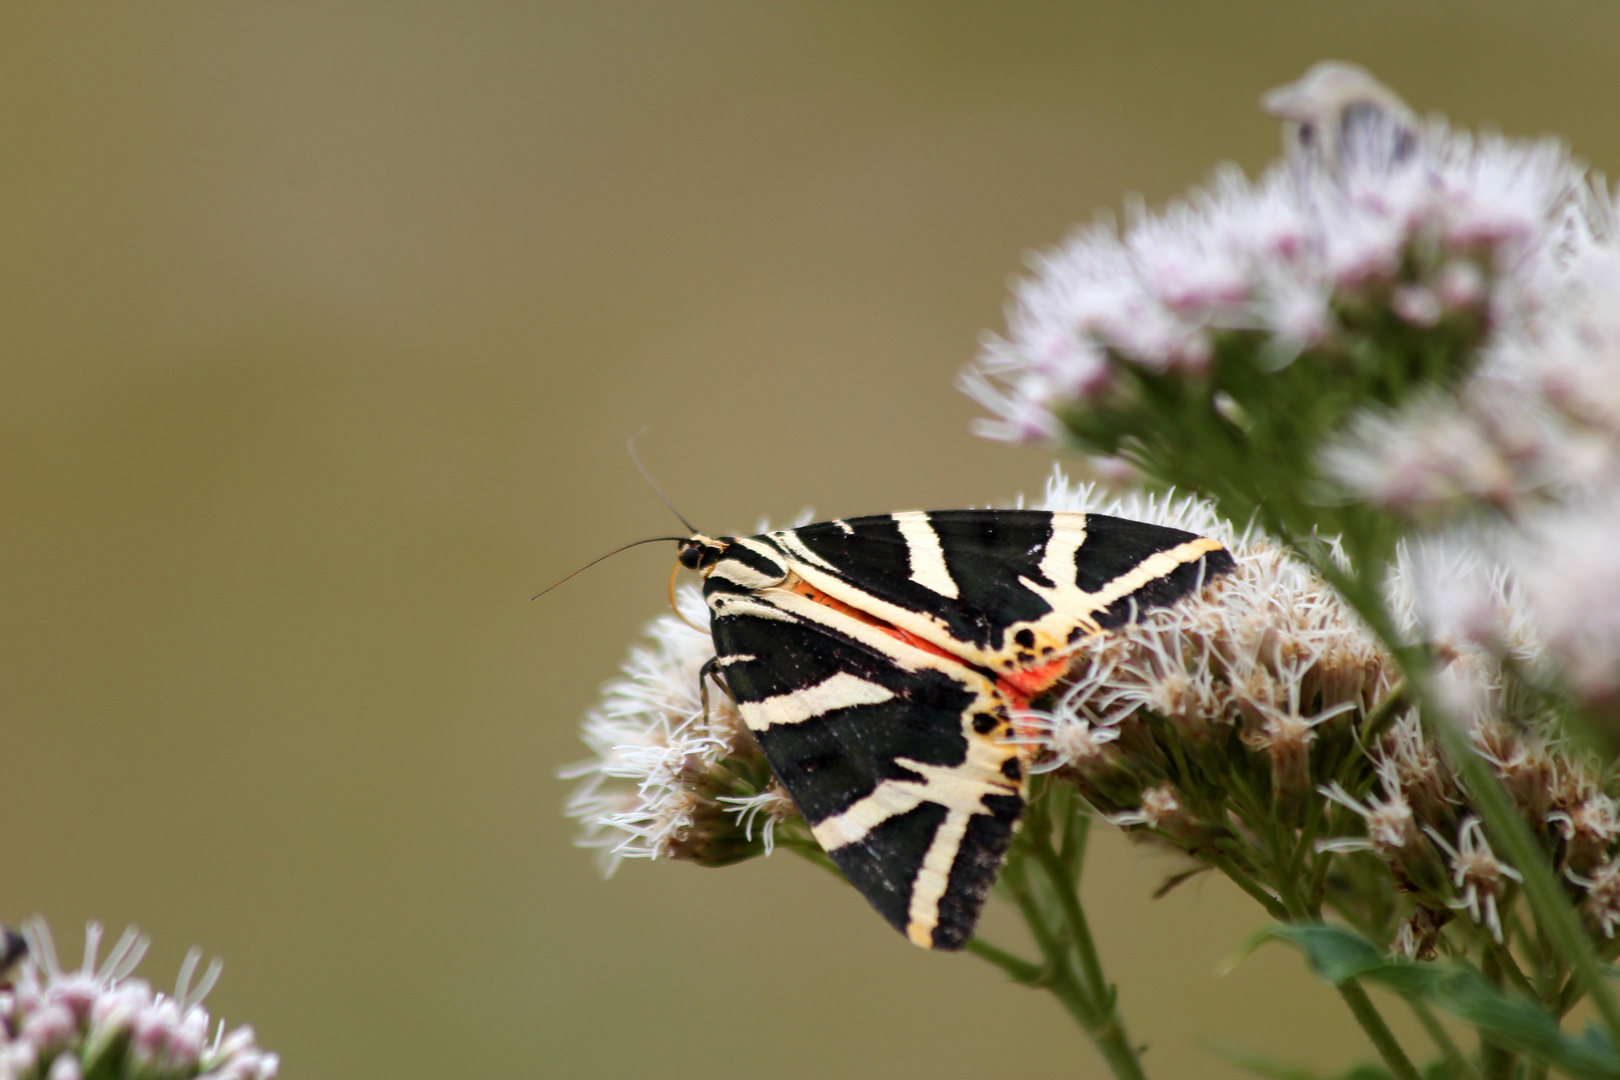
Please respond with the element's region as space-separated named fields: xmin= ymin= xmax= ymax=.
xmin=696 ymin=655 xmax=734 ymax=723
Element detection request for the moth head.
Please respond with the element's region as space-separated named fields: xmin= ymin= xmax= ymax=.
xmin=676 ymin=534 xmax=729 ymax=573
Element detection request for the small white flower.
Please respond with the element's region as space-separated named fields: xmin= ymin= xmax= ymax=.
xmin=1431 ymin=129 xmax=1581 ymax=255
xmin=1015 ymin=709 xmax=1122 ymax=774
xmin=1318 ymin=763 xmax=1418 ymax=858
xmin=1550 ymin=790 xmax=1620 ymax=873
xmin=1108 ymin=784 xmax=1186 ymax=830
xmin=1424 ymin=817 xmax=1522 ymax=941
xmin=562 ymin=585 xmax=724 ymax=870
xmin=716 ymin=786 xmax=798 ymax=856
xmin=1388 ymin=535 xmax=1539 ymax=657
xmin=1389 ymin=906 xmax=1448 ymax=962
xmin=1390 ymin=919 xmax=1420 ymax=961
xmin=1571 ymin=860 xmax=1620 ymax=937
xmin=1375 ymin=711 xmax=1459 ymax=828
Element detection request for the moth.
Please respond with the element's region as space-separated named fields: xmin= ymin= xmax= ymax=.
xmin=675 ymin=509 xmax=1234 ymax=950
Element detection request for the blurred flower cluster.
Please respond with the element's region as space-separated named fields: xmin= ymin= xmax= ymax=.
xmin=964 ymin=61 xmax=1620 ymax=725
xmin=0 ymin=921 xmax=277 ymax=1080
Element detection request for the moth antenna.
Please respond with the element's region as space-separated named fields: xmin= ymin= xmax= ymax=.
xmin=668 ymin=563 xmax=707 ymax=632
xmin=627 ymin=429 xmax=699 ymax=535
xmin=531 ymin=536 xmax=688 ymax=601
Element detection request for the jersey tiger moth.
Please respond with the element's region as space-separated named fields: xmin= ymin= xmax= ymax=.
xmin=674 ymin=509 xmax=1234 ymax=950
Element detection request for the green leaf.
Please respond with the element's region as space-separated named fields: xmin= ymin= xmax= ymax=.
xmin=1255 ymin=924 xmax=1620 ymax=1080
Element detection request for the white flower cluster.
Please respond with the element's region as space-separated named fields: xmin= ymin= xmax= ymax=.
xmin=0 ymin=921 xmax=277 ymax=1080
xmin=1027 ymin=470 xmax=1393 ymax=793
xmin=964 ymin=64 xmax=1590 ymax=449
xmin=562 ymin=585 xmax=794 ymax=872
xmin=1031 ymin=472 xmax=1620 ymax=946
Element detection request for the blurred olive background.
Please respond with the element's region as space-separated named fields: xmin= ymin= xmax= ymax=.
xmin=3 ymin=4 xmax=1618 ymax=1078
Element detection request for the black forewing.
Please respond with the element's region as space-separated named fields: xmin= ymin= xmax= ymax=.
xmin=716 ymin=610 xmax=974 ymax=822
xmin=1062 ymin=514 xmax=1236 ymax=629
xmin=787 ymin=510 xmax=1227 ymax=650
xmin=789 ymin=511 xmax=1057 ymax=651
xmin=708 ymin=592 xmax=1015 ymax=947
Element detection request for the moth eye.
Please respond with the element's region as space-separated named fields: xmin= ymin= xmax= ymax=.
xmin=971 ymin=713 xmax=998 ymax=735
xmin=1014 ymin=628 xmax=1036 ymax=648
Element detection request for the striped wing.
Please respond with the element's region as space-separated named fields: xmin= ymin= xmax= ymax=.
xmin=708 ymin=580 xmax=1024 ymax=950
xmin=699 ymin=510 xmax=1232 ymax=950
xmin=765 ymin=510 xmax=1233 ymax=678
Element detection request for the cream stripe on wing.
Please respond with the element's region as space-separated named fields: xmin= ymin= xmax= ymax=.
xmin=709 ymin=558 xmax=786 ymax=591
xmin=1081 ymin=537 xmax=1226 ymax=612
xmin=810 ymin=781 xmax=929 ymax=850
xmin=707 ymin=594 xmax=798 ymax=622
xmin=737 ymin=672 xmax=896 ymax=732
xmin=1019 ymin=530 xmax=1222 ymax=622
xmin=1035 ymin=511 xmax=1088 ymax=596
xmin=893 ymin=511 xmax=960 ymax=598
xmin=813 ymin=757 xmax=1004 ymax=858
xmin=906 ymin=808 xmax=973 ymax=947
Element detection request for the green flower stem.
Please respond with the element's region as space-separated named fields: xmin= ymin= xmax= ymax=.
xmin=1532 ymin=921 xmax=1564 ymax=1011
xmin=1004 ymin=854 xmax=1089 ymax=1018
xmin=789 ymin=827 xmax=1147 ymax=1079
xmin=1481 ymin=951 xmax=1516 ymax=1080
xmin=1031 ymin=829 xmax=1111 ymax=1005
xmin=1482 ymin=937 xmax=1537 ymax=1001
xmin=1208 ymin=854 xmax=1292 ymax=923
xmin=965 ymin=937 xmax=1044 ymax=984
xmin=1057 ymin=791 xmax=1089 ymax=869
xmin=1404 ymin=994 xmax=1478 ymax=1080
xmin=1282 ymin=795 xmax=1325 ymax=893
xmin=1336 ymin=979 xmax=1423 ymax=1080
xmin=999 ymin=852 xmax=1150 ymax=1080
xmin=777 ymin=837 xmax=842 ymax=877
xmin=1264 ymin=832 xmax=1421 ymax=1080
xmin=1267 ymin=828 xmax=1315 ymax=921
xmin=1358 ymin=679 xmax=1410 ymax=743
